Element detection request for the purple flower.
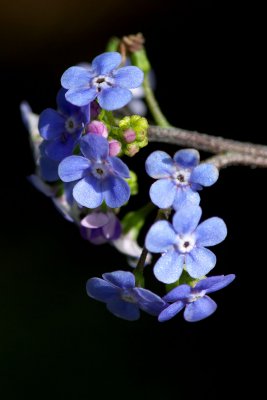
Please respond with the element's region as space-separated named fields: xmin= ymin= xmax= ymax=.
xmin=158 ymin=274 xmax=235 ymax=322
xmin=58 ymin=134 xmax=130 ymax=208
xmin=61 ymin=52 xmax=144 ymax=110
xmin=80 ymin=211 xmax=121 ymax=245
xmin=145 ymin=149 xmax=219 ymax=210
xmin=38 ymin=88 xmax=88 ymax=161
xmin=145 ymin=205 xmax=227 ymax=284
xmin=86 ymin=271 xmax=166 ymax=321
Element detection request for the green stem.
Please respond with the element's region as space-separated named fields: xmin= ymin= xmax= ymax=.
xmin=143 ymin=73 xmax=171 ymax=127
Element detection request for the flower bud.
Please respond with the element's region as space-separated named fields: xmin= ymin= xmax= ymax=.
xmin=86 ymin=120 xmax=108 ymax=138
xmin=109 ymin=139 xmax=122 ymax=156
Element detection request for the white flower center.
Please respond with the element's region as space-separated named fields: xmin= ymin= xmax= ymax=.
xmin=121 ymin=291 xmax=137 ymax=303
xmin=92 ymin=75 xmax=115 ymax=92
xmin=172 ymin=168 xmax=191 ymax=186
xmin=188 ymin=290 xmax=206 ymax=303
xmin=91 ymin=162 xmax=109 ymax=179
xmin=65 ymin=117 xmax=77 ymax=134
xmin=176 ymin=234 xmax=196 ymax=253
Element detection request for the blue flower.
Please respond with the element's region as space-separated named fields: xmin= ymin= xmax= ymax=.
xmin=145 ymin=149 xmax=219 ymax=210
xmin=61 ymin=52 xmax=144 ymax=110
xmin=39 ymin=141 xmax=60 ymax=182
xmin=58 ymin=134 xmax=131 ymax=208
xmin=38 ymin=88 xmax=88 ymax=161
xmin=145 ymin=205 xmax=227 ymax=284
xmin=158 ymin=274 xmax=235 ymax=322
xmin=86 ymin=270 xmax=166 ymax=321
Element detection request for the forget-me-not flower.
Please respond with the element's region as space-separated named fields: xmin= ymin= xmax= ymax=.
xmin=58 ymin=134 xmax=130 ymax=208
xmin=145 ymin=148 xmax=219 ymax=210
xmin=145 ymin=205 xmax=227 ymax=284
xmin=87 ymin=270 xmax=166 ymax=321
xmin=158 ymin=274 xmax=235 ymax=322
xmin=38 ymin=88 xmax=88 ymax=161
xmin=61 ymin=52 xmax=144 ymax=110
xmin=80 ymin=211 xmax=121 ymax=245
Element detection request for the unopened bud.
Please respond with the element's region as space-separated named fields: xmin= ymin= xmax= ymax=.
xmin=109 ymin=139 xmax=122 ymax=157
xmin=86 ymin=120 xmax=108 ymax=138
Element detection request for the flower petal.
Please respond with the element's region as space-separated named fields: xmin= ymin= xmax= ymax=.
xmin=108 ymin=156 xmax=130 ymax=178
xmin=92 ymin=52 xmax=122 ymax=75
xmin=172 ymin=187 xmax=200 ymax=211
xmin=56 ymin=88 xmax=78 ymax=115
xmin=173 ymin=149 xmax=200 ymax=168
xmin=113 ymin=66 xmax=144 ymax=88
xmin=61 ymin=66 xmax=93 ymax=88
xmin=186 ymin=247 xmax=216 ymax=278
xmin=39 ymin=156 xmax=59 ymax=182
xmin=153 ymin=250 xmax=184 ymax=284
xmin=149 ymin=179 xmax=176 ymax=208
xmin=145 ymin=151 xmax=174 ymax=178
xmin=145 ymin=220 xmax=176 ymax=253
xmin=172 ymin=205 xmax=202 ymax=235
xmin=190 ymin=163 xmax=219 ymax=187
xmin=184 ymin=296 xmax=217 ymax=322
xmin=38 ymin=109 xmax=65 ymax=140
xmin=80 ymin=134 xmax=109 ymax=161
xmin=44 ymin=135 xmax=78 ymax=161
xmin=163 ymin=284 xmax=191 ymax=302
xmin=98 ymin=87 xmax=132 ymax=110
xmin=107 ymin=299 xmax=140 ymax=321
xmin=195 ymin=217 xmax=227 ymax=247
xmin=65 ymin=87 xmax=97 ymax=107
xmin=103 ymin=176 xmax=130 ymax=208
xmin=81 ymin=212 xmax=109 ymax=228
xmin=73 ymin=176 xmax=104 ymax=208
xmin=58 ymin=155 xmax=90 ymax=182
xmin=86 ymin=278 xmax=120 ymax=302
xmin=195 ymin=274 xmax=235 ymax=293
xmin=158 ymin=301 xmax=185 ymax=322
xmin=135 ymin=288 xmax=167 ymax=316
xmin=103 ymin=215 xmax=121 ymax=240
xmin=103 ymin=270 xmax=135 ymax=289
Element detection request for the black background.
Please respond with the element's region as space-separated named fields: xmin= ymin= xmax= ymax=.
xmin=0 ymin=1 xmax=265 ymax=398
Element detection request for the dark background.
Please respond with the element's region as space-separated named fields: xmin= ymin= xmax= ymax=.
xmin=0 ymin=1 xmax=265 ymax=398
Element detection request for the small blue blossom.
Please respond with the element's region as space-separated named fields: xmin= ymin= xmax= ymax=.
xmin=158 ymin=274 xmax=235 ymax=322
xmin=61 ymin=52 xmax=144 ymax=110
xmin=58 ymin=134 xmax=131 ymax=208
xmin=145 ymin=205 xmax=227 ymax=284
xmin=80 ymin=211 xmax=121 ymax=245
xmin=39 ymin=141 xmax=60 ymax=182
xmin=38 ymin=88 xmax=88 ymax=162
xmin=86 ymin=271 xmax=166 ymax=321
xmin=145 ymin=149 xmax=219 ymax=210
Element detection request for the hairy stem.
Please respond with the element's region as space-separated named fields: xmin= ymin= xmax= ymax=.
xmin=148 ymin=125 xmax=267 ymax=158
xmin=205 ymin=152 xmax=267 ymax=169
xmin=143 ymin=74 xmax=171 ymax=127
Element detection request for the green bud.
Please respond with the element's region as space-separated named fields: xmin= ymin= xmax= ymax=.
xmin=119 ymin=115 xmax=148 ymax=142
xmin=125 ymin=170 xmax=138 ymax=196
xmin=131 ymin=48 xmax=151 ymax=73
xmin=106 ymin=37 xmax=120 ymax=52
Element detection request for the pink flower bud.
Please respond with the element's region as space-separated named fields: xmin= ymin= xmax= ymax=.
xmin=86 ymin=120 xmax=108 ymax=138
xmin=109 ymin=139 xmax=122 ymax=157
xmin=123 ymin=129 xmax=136 ymax=143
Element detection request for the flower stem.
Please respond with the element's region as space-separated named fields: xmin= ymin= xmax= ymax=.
xmin=143 ymin=73 xmax=171 ymax=127
xmin=149 ymin=125 xmax=267 ymax=169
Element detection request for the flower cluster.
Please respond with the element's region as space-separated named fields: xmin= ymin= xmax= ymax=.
xmin=22 ymin=44 xmax=235 ymax=325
